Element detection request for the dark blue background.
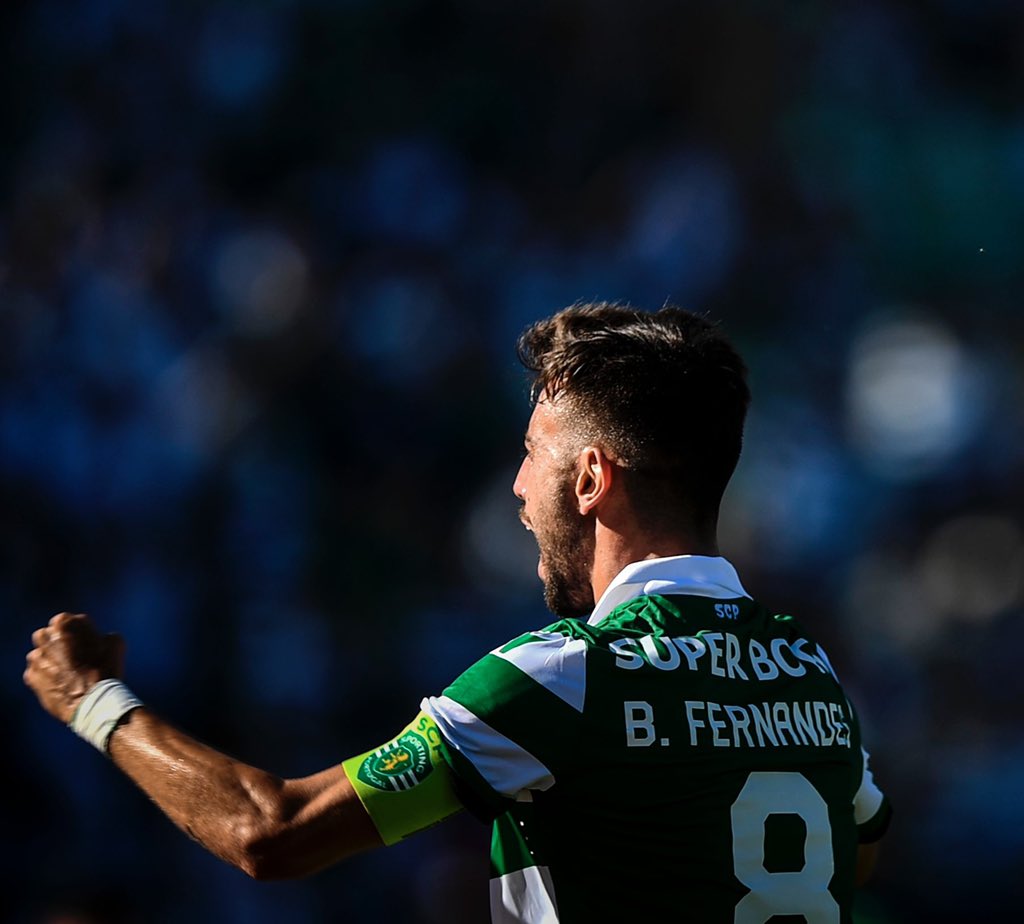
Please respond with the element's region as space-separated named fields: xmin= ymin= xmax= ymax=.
xmin=3 ymin=2 xmax=1022 ymax=921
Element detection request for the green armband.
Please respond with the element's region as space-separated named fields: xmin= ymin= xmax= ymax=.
xmin=342 ymin=711 xmax=463 ymax=846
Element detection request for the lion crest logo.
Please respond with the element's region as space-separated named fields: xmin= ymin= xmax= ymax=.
xmin=358 ymin=730 xmax=433 ymax=792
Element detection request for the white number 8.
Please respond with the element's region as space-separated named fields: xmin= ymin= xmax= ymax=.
xmin=730 ymin=771 xmax=840 ymax=923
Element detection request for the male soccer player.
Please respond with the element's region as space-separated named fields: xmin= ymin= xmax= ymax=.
xmin=26 ymin=304 xmax=890 ymax=923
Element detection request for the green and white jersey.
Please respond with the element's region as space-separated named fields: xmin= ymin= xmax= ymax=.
xmin=421 ymin=556 xmax=890 ymax=924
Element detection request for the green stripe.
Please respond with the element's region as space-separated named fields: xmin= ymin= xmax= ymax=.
xmin=491 ymin=802 xmax=548 ymax=876
xmin=444 ymin=654 xmax=582 ymax=769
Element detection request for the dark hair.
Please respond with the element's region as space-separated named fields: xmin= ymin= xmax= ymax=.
xmin=517 ymin=302 xmax=750 ymax=531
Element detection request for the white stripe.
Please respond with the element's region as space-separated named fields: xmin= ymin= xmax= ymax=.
xmin=853 ymin=746 xmax=885 ymax=824
xmin=421 ymin=695 xmax=555 ymax=797
xmin=588 ymin=555 xmax=751 ymax=626
xmin=493 ymin=633 xmax=587 ymax=713
xmin=490 ymin=865 xmax=559 ymax=924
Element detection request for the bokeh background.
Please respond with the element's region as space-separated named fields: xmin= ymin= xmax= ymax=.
xmin=3 ymin=1 xmax=1023 ymax=921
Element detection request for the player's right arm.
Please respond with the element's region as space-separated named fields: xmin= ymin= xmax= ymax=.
xmin=107 ymin=708 xmax=384 ymax=879
xmin=24 ymin=613 xmax=464 ymax=880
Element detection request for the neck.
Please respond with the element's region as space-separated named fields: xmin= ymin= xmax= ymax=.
xmin=589 ymin=523 xmax=719 ymax=607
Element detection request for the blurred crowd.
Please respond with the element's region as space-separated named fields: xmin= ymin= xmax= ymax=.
xmin=2 ymin=1 xmax=1023 ymax=921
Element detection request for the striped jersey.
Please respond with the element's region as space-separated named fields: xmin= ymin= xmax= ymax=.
xmin=422 ymin=556 xmax=890 ymax=923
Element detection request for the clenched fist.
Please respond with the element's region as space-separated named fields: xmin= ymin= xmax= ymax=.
xmin=25 ymin=613 xmax=125 ymax=724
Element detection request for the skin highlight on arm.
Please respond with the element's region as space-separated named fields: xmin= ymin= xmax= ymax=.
xmin=108 ymin=709 xmax=383 ymax=879
xmin=24 ymin=613 xmax=383 ymax=880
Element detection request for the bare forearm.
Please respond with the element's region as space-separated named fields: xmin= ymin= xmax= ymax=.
xmin=106 ymin=708 xmax=382 ymax=879
xmin=26 ymin=613 xmax=383 ymax=879
xmin=108 ymin=708 xmax=291 ymax=875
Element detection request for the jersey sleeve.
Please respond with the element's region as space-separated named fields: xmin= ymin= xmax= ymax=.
xmin=421 ymin=626 xmax=588 ymax=815
xmin=854 ymin=745 xmax=893 ymax=843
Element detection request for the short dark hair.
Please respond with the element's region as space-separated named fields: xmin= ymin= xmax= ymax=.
xmin=517 ymin=302 xmax=750 ymax=531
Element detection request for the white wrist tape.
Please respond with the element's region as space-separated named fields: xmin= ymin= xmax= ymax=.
xmin=69 ymin=679 xmax=143 ymax=754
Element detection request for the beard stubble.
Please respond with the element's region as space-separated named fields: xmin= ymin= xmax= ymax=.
xmin=533 ymin=475 xmax=596 ymax=620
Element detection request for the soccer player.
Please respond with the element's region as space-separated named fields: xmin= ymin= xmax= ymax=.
xmin=25 ymin=304 xmax=890 ymax=923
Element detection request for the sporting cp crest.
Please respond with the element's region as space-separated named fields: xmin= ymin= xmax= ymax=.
xmin=357 ymin=730 xmax=433 ymax=792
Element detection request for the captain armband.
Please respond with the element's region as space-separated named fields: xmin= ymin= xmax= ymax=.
xmin=342 ymin=711 xmax=464 ymax=846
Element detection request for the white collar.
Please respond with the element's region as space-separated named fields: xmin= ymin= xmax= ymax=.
xmin=586 ymin=555 xmax=751 ymax=626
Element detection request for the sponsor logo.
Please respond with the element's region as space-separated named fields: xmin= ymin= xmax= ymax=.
xmin=358 ymin=730 xmax=433 ymax=792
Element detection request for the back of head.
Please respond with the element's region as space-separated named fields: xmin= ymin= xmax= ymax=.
xmin=517 ymin=302 xmax=751 ymax=535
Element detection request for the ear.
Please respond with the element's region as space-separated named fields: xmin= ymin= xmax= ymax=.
xmin=574 ymin=447 xmax=615 ymax=515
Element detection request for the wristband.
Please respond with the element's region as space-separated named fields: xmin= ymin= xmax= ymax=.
xmin=69 ymin=679 xmax=143 ymax=754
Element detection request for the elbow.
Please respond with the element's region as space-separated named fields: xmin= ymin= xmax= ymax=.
xmin=235 ymin=832 xmax=294 ymax=881
xmin=225 ymin=774 xmax=307 ymax=880
xmin=233 ymin=818 xmax=305 ymax=881
xmin=236 ymin=834 xmax=276 ymax=881
xmin=240 ymin=855 xmax=289 ymax=882
xmin=238 ymin=855 xmax=274 ymax=881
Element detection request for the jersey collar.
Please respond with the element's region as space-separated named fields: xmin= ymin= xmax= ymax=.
xmin=586 ymin=555 xmax=751 ymax=626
